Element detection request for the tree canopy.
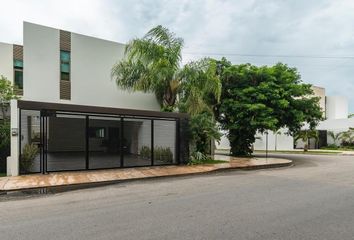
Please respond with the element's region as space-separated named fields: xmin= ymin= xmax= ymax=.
xmin=0 ymin=75 xmax=18 ymax=121
xmin=218 ymin=63 xmax=323 ymax=156
xmin=111 ymin=25 xmax=183 ymax=112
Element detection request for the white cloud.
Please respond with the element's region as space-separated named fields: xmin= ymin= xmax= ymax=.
xmin=0 ymin=0 xmax=353 ymax=112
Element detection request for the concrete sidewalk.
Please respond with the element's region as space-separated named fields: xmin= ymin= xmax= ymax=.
xmin=0 ymin=156 xmax=292 ymax=191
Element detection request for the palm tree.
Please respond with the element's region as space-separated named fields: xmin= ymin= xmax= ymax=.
xmin=327 ymin=131 xmax=342 ymax=146
xmin=294 ymin=130 xmax=319 ymax=151
xmin=112 ymin=25 xmax=183 ymax=111
xmin=111 ymin=26 xmax=221 ymax=113
xmin=339 ymin=130 xmax=354 ymax=146
xmin=178 ymin=58 xmax=221 ymax=116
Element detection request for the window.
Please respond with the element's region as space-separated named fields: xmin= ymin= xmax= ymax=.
xmin=60 ymin=50 xmax=70 ymax=80
xmin=89 ymin=127 xmax=105 ymax=138
xmin=14 ymin=59 xmax=23 ymax=69
xmin=14 ymin=70 xmax=23 ymax=89
xmin=13 ymin=59 xmax=23 ymax=89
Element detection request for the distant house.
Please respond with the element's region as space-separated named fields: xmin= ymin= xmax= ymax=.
xmin=0 ymin=22 xmax=189 ymax=176
xmin=216 ymin=86 xmax=354 ymax=151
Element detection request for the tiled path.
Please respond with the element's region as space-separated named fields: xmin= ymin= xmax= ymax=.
xmin=0 ymin=156 xmax=292 ymax=191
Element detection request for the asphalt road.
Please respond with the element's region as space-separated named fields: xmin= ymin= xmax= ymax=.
xmin=1 ymin=154 xmax=354 ymax=240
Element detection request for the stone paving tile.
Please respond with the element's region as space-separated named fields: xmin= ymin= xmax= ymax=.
xmin=0 ymin=157 xmax=291 ymax=191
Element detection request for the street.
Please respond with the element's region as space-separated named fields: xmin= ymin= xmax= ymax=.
xmin=1 ymin=154 xmax=354 ymax=240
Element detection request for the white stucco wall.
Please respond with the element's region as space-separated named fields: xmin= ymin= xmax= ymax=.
xmin=326 ymin=96 xmax=348 ymax=120
xmin=317 ymin=118 xmax=354 ymax=131
xmin=0 ymin=42 xmax=13 ymax=82
xmin=311 ymin=86 xmax=326 ymax=117
xmin=254 ymin=129 xmax=294 ymax=151
xmin=21 ymin=22 xmax=160 ymax=110
xmin=216 ymin=129 xmax=294 ymax=151
xmin=23 ymin=22 xmax=60 ymax=102
xmin=71 ymin=33 xmax=160 ymax=110
xmin=7 ymin=100 xmax=19 ymax=176
xmin=215 ymin=130 xmax=230 ymax=150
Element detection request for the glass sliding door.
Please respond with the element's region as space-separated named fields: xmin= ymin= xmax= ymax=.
xmin=19 ymin=110 xmax=41 ymax=174
xmin=88 ymin=116 xmax=122 ymax=169
xmin=46 ymin=114 xmax=86 ymax=171
xmin=123 ymin=118 xmax=152 ymax=167
xmin=153 ymin=120 xmax=177 ymax=165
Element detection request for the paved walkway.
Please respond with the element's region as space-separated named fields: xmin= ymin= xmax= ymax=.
xmin=0 ymin=156 xmax=292 ymax=191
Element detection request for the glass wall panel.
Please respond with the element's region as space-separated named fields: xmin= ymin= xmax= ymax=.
xmin=89 ymin=116 xmax=121 ymax=169
xmin=123 ymin=118 xmax=151 ymax=167
xmin=46 ymin=114 xmax=86 ymax=171
xmin=154 ymin=120 xmax=177 ymax=165
xmin=20 ymin=110 xmax=41 ymax=174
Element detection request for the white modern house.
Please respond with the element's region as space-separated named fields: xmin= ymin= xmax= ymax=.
xmin=0 ymin=22 xmax=189 ymax=176
xmin=216 ymin=85 xmax=354 ymax=151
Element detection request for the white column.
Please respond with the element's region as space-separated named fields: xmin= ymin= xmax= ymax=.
xmin=7 ymin=99 xmax=19 ymax=176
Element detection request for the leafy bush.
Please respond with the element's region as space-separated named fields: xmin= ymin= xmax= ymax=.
xmin=0 ymin=120 xmax=10 ymax=173
xmin=188 ymin=151 xmax=211 ymax=165
xmin=189 ymin=112 xmax=221 ymax=154
xmin=20 ymin=143 xmax=39 ymax=173
xmin=140 ymin=146 xmax=151 ymax=159
xmin=321 ymin=144 xmax=338 ymax=150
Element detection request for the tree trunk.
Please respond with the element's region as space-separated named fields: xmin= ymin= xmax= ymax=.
xmin=304 ymin=144 xmax=308 ymax=152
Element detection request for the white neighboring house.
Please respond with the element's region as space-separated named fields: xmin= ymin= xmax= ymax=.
xmin=0 ymin=22 xmax=189 ymax=176
xmin=216 ymin=86 xmax=353 ymax=151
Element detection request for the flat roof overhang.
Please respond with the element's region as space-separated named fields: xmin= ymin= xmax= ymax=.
xmin=17 ymin=100 xmax=189 ymax=119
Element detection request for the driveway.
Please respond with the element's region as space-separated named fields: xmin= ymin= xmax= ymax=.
xmin=1 ymin=154 xmax=354 ymax=240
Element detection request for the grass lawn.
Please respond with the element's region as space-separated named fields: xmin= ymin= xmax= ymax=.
xmin=254 ymin=150 xmax=340 ymax=155
xmin=189 ymin=159 xmax=229 ymax=165
xmin=203 ymin=159 xmax=229 ymax=164
xmin=321 ymin=147 xmax=354 ymax=151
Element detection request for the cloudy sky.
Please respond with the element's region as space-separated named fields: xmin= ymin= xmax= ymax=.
xmin=1 ymin=0 xmax=353 ymax=112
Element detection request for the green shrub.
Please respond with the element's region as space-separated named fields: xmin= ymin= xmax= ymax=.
xmin=20 ymin=143 xmax=39 ymax=173
xmin=140 ymin=146 xmax=151 ymax=159
xmin=188 ymin=151 xmax=210 ymax=165
xmin=321 ymin=144 xmax=338 ymax=150
xmin=0 ymin=120 xmax=10 ymax=173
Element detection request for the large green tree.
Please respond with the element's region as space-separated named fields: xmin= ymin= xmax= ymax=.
xmin=218 ymin=63 xmax=323 ymax=156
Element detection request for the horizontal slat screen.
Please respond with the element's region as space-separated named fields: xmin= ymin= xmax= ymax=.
xmin=60 ymin=30 xmax=71 ymax=51
xmin=60 ymin=30 xmax=71 ymax=100
xmin=14 ymin=88 xmax=23 ymax=96
xmin=13 ymin=45 xmax=23 ymax=60
xmin=60 ymin=80 xmax=71 ymax=100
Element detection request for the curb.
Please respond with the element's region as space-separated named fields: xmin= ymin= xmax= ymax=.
xmin=0 ymin=160 xmax=293 ymax=194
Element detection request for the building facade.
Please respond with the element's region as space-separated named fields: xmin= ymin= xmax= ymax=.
xmin=1 ymin=22 xmax=189 ymax=176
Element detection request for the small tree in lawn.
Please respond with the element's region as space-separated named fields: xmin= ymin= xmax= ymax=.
xmin=327 ymin=131 xmax=342 ymax=146
xmin=294 ymin=130 xmax=319 ymax=151
xmin=218 ymin=63 xmax=323 ymax=156
xmin=339 ymin=129 xmax=354 ymax=146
